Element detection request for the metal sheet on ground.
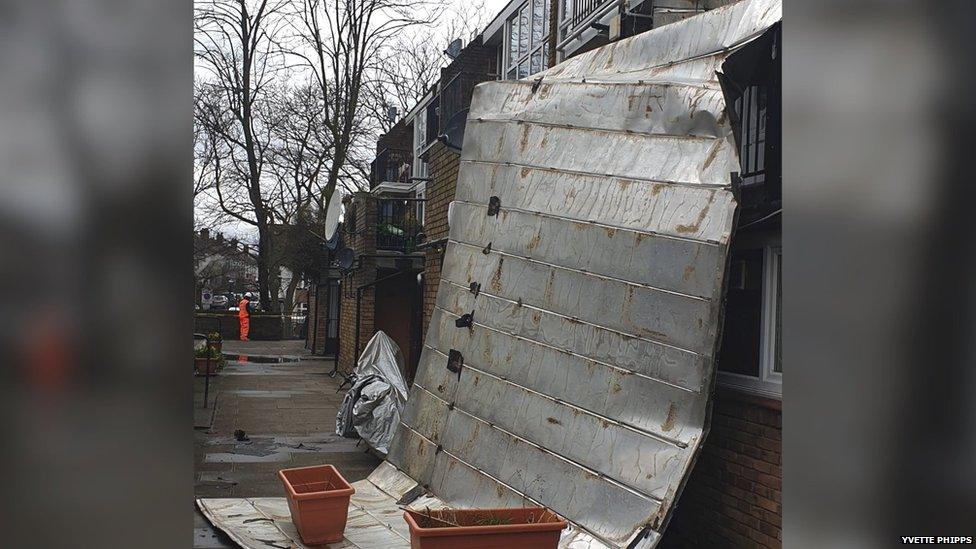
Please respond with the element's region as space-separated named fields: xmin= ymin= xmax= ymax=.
xmin=385 ymin=0 xmax=782 ymax=546
xmin=196 ymin=475 xmax=606 ymax=549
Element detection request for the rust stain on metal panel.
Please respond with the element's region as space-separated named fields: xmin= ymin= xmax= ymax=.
xmin=701 ymin=140 xmax=722 ymax=170
xmin=661 ymin=403 xmax=678 ymax=433
xmin=675 ymin=203 xmax=710 ymax=234
xmin=489 ymin=256 xmax=505 ymax=292
xmin=544 ymin=270 xmax=556 ymax=302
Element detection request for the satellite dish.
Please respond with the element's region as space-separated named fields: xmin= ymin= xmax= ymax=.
xmin=438 ymin=107 xmax=469 ymax=152
xmin=337 ymin=247 xmax=356 ymax=270
xmin=444 ymin=38 xmax=462 ymax=59
xmin=324 ymin=196 xmax=342 ymax=241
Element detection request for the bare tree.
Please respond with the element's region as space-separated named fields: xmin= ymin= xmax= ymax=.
xmin=442 ymin=0 xmax=489 ymax=48
xmin=261 ymin=81 xmax=331 ymax=313
xmin=195 ymin=0 xmax=443 ymax=312
xmin=194 ymin=0 xmax=289 ymax=311
xmin=264 ymin=81 xmax=332 ymax=224
xmin=365 ymin=34 xmax=441 ymax=134
xmin=285 ymin=0 xmax=437 ymax=211
xmin=194 ymin=103 xmax=219 ymax=199
xmin=361 ymin=0 xmax=490 ymax=134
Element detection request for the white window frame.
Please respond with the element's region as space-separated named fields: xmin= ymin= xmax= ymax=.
xmin=503 ymin=0 xmax=549 ymax=80
xmin=412 ymin=114 xmax=428 ymax=179
xmin=414 ymin=182 xmax=426 ymax=225
xmin=718 ymin=245 xmax=782 ymax=399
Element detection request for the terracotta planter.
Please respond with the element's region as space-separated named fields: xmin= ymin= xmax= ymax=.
xmin=194 ymin=357 xmax=216 ymax=376
xmin=278 ymin=464 xmax=355 ymax=545
xmin=403 ymin=507 xmax=567 ymax=549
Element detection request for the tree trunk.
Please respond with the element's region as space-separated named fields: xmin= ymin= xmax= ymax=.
xmin=284 ymin=275 xmax=300 ymax=314
xmin=257 ymin=223 xmax=273 ymax=311
xmin=269 ymin=269 xmax=282 ymax=313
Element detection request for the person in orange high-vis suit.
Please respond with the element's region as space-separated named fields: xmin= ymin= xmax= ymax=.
xmin=238 ymin=293 xmax=252 ymax=341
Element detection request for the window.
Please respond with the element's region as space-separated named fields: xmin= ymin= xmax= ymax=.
xmin=414 ymin=183 xmax=426 ymax=225
xmin=505 ymin=0 xmax=549 ymax=80
xmin=412 ymin=115 xmax=428 ymax=179
xmin=736 ymin=84 xmax=767 ymax=186
xmin=718 ymin=245 xmax=781 ymax=397
xmin=725 ymin=23 xmax=780 ymax=193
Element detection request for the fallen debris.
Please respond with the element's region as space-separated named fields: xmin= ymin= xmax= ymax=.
xmin=335 ymin=331 xmax=409 ymax=454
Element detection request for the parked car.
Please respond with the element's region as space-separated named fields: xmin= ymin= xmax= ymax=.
xmin=211 ymin=295 xmax=229 ymax=310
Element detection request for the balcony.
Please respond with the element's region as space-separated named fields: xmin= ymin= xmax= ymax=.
xmin=439 ymin=71 xmax=491 ymax=137
xmin=558 ymin=0 xmax=617 ymax=47
xmin=376 ymin=198 xmax=425 ymax=253
xmin=370 ymin=148 xmax=412 ymax=189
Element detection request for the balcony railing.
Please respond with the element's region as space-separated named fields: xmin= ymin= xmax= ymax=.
xmin=370 ymin=148 xmax=413 ymax=188
xmin=376 ymin=198 xmax=425 ymax=253
xmin=440 ymin=71 xmax=491 ymax=135
xmin=559 ymin=0 xmax=617 ymax=46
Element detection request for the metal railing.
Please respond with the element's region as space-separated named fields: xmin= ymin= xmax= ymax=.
xmin=573 ymin=0 xmax=618 ymax=29
xmin=376 ymin=198 xmax=425 ymax=253
xmin=440 ymin=71 xmax=491 ymax=134
xmin=558 ymin=0 xmax=619 ymax=52
xmin=370 ymin=148 xmax=412 ymax=188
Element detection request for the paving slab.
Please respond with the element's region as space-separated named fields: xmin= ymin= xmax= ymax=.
xmin=195 ymin=340 xmax=380 ymax=547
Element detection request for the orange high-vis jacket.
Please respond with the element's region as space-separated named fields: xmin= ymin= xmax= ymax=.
xmin=238 ymin=298 xmax=249 ymax=319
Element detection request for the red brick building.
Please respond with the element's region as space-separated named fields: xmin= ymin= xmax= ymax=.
xmin=421 ymin=37 xmax=497 ymax=335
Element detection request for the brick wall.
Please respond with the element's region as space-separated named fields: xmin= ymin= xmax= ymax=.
xmin=337 ymin=193 xmax=377 ymax=374
xmin=312 ymin=283 xmax=329 ymax=354
xmin=377 ymin=121 xmax=411 ymax=155
xmin=661 ymin=389 xmax=782 ymax=548
xmin=418 ymin=38 xmax=493 ymax=338
xmin=306 ymin=282 xmax=334 ymax=355
xmin=305 ymin=284 xmax=316 ymax=351
xmin=438 ymin=36 xmax=496 ymax=90
xmin=422 ymin=141 xmax=460 ymax=336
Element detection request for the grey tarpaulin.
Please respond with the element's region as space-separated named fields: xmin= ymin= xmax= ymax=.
xmin=335 ymin=331 xmax=409 ymax=454
xmin=375 ymin=1 xmax=783 ymax=547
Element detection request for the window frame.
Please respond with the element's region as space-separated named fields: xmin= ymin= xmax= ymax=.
xmin=736 ymin=83 xmax=768 ymax=187
xmin=503 ymin=0 xmax=549 ymax=80
xmin=414 ymin=182 xmax=426 ymax=225
xmin=718 ymin=245 xmax=782 ymax=398
xmin=411 ymin=113 xmax=428 ymax=179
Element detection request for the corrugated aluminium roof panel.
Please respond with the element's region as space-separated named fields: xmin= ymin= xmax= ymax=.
xmin=382 ymin=0 xmax=782 ymax=546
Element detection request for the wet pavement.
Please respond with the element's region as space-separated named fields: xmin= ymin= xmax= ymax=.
xmin=194 ymin=340 xmax=380 ymax=548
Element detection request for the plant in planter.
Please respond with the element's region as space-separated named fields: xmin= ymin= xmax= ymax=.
xmin=194 ymin=345 xmax=224 ymax=376
xmin=206 ymin=332 xmax=222 ymax=354
xmin=403 ymin=506 xmax=567 ymax=549
xmin=278 ymin=464 xmax=355 ymax=545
